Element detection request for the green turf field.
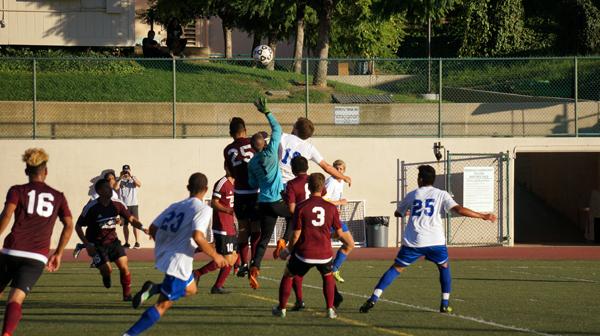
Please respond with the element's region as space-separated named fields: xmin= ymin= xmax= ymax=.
xmin=3 ymin=260 xmax=599 ymax=336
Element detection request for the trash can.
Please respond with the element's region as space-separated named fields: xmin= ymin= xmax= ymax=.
xmin=365 ymin=216 xmax=389 ymax=247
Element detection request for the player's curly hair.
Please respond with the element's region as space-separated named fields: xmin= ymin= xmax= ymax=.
xmin=294 ymin=118 xmax=314 ymax=140
xmin=22 ymin=148 xmax=49 ymax=175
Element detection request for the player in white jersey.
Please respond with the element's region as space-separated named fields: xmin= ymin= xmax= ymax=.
xmin=274 ymin=118 xmax=353 ymax=256
xmin=123 ymin=173 xmax=227 ymax=336
xmin=324 ymin=160 xmax=355 ymax=283
xmin=359 ymin=165 xmax=496 ymax=314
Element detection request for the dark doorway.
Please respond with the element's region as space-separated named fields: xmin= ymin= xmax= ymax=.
xmin=514 ymin=152 xmax=600 ymax=244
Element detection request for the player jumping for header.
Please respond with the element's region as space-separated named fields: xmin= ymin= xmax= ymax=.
xmin=124 ymin=173 xmax=227 ymax=335
xmin=359 ymin=165 xmax=496 ymax=314
xmin=0 ymin=148 xmax=74 ymax=336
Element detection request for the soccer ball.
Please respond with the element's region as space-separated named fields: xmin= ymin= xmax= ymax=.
xmin=253 ymin=45 xmax=273 ymax=65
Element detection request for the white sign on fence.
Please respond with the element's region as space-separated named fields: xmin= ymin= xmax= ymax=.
xmin=463 ymin=166 xmax=494 ymax=212
xmin=334 ymin=106 xmax=360 ymax=125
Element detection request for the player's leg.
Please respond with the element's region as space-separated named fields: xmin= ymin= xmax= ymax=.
xmin=316 ymin=263 xmax=337 ymax=319
xmin=113 ymin=244 xmax=132 ymax=301
xmin=93 ymin=246 xmax=113 ymax=289
xmin=290 ymin=275 xmax=305 ymax=311
xmin=332 ymin=224 xmax=354 ymax=283
xmin=125 ymin=274 xmax=193 ymax=335
xmin=424 ymin=246 xmax=452 ymax=313
xmin=249 ymin=203 xmax=278 ymax=289
xmin=274 ymin=255 xmax=310 ymax=317
xmin=359 ymin=246 xmax=421 ymax=313
xmin=249 ymin=220 xmax=261 ymax=263
xmin=194 ymin=234 xmax=223 ymax=282
xmin=236 ymin=218 xmax=250 ymax=277
xmin=2 ymin=255 xmax=44 ymax=336
xmin=210 ymin=236 xmax=236 ymax=294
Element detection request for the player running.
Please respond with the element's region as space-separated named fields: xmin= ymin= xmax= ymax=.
xmin=359 ymin=165 xmax=496 ymax=314
xmin=124 ymin=173 xmax=227 ymax=336
xmin=75 ymin=178 xmax=148 ymax=301
xmin=324 ymin=159 xmax=355 ymax=283
xmin=193 ymin=169 xmax=237 ymax=294
xmin=224 ymin=117 xmax=262 ymax=277
xmin=247 ymin=97 xmax=291 ymax=289
xmin=0 ymin=148 xmax=74 ymax=336
xmin=273 ymin=173 xmax=351 ymax=319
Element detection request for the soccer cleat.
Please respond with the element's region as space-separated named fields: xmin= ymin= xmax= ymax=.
xmin=123 ymin=295 xmax=132 ymax=302
xmin=133 ymin=242 xmax=140 ymax=249
xmin=271 ymin=306 xmax=286 ymax=318
xmin=210 ymin=286 xmax=231 ymax=294
xmin=327 ymin=308 xmax=338 ymax=319
xmin=332 ymin=270 xmax=345 ymax=283
xmin=359 ymin=299 xmax=375 ymax=313
xmin=249 ymin=266 xmax=260 ymax=289
xmin=73 ymin=243 xmax=85 ymax=258
xmin=272 ymin=239 xmax=287 ymax=259
xmin=440 ymin=305 xmax=453 ymax=313
xmin=333 ymin=290 xmax=344 ymax=309
xmin=291 ymin=300 xmax=305 ymax=311
xmin=236 ymin=264 xmax=249 ymax=278
xmin=132 ymin=281 xmax=155 ymax=309
xmin=123 ymin=243 xmax=131 ymax=249
xmin=102 ymin=275 xmax=111 ymax=289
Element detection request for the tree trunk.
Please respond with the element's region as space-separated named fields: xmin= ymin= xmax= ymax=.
xmin=267 ymin=35 xmax=277 ymax=71
xmin=223 ymin=24 xmax=233 ymax=59
xmin=313 ymin=0 xmax=333 ymax=87
xmin=293 ymin=2 xmax=306 ymax=74
xmin=251 ymin=33 xmax=261 ymax=54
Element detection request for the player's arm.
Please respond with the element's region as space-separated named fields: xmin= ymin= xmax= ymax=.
xmin=288 ymin=229 xmax=301 ymax=252
xmin=288 ymin=202 xmax=296 ymax=214
xmin=255 ymin=97 xmax=282 ymax=155
xmin=47 ymin=215 xmax=74 ymax=272
xmin=193 ymin=230 xmax=227 ymax=267
xmin=319 ymin=160 xmax=352 ymax=186
xmin=450 ymin=205 xmax=497 ymax=222
xmin=0 ymin=203 xmax=16 ymax=237
xmin=121 ymin=205 xmax=148 ymax=233
xmin=325 ymin=198 xmax=348 ymax=206
xmin=211 ymin=196 xmax=234 ymax=215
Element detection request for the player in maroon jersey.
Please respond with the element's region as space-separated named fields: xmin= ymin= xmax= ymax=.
xmin=223 ymin=117 xmax=262 ymax=277
xmin=0 ymin=148 xmax=74 ymax=336
xmin=193 ymin=168 xmax=237 ymax=294
xmin=75 ymin=178 xmax=148 ymax=301
xmin=273 ymin=173 xmax=352 ymax=319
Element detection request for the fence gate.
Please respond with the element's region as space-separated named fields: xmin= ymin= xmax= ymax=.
xmin=397 ymin=152 xmax=510 ymax=247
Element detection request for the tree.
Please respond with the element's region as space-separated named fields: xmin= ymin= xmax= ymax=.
xmin=235 ymin=0 xmax=296 ymax=70
xmin=457 ymin=0 xmax=492 ymax=56
xmin=293 ymin=0 xmax=308 ymax=73
xmin=558 ymin=0 xmax=600 ymax=54
xmin=311 ymin=0 xmax=334 ymax=87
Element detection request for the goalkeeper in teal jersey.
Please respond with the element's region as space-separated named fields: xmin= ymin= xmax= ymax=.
xmin=247 ymin=97 xmax=292 ymax=289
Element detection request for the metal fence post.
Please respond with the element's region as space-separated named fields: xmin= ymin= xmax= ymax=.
xmin=32 ymin=58 xmax=37 ymax=139
xmin=506 ymin=151 xmax=511 ymax=244
xmin=574 ymin=56 xmax=578 ymax=137
xmin=445 ymin=150 xmax=451 ymax=243
xmin=438 ymin=59 xmax=443 ymax=138
xmin=305 ymin=58 xmax=309 ymax=118
xmin=172 ymin=58 xmax=177 ymax=139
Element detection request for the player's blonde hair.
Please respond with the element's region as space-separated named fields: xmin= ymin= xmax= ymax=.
xmin=333 ymin=159 xmax=346 ymax=169
xmin=22 ymin=148 xmax=49 ymax=167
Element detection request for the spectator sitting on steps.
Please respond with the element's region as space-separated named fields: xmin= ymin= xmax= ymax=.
xmin=142 ymin=30 xmax=169 ymax=58
xmin=166 ymin=18 xmax=187 ymax=57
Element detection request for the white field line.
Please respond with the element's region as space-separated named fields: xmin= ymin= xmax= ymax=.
xmin=259 ymin=275 xmax=562 ymax=336
xmin=508 ymin=270 xmax=598 ymax=284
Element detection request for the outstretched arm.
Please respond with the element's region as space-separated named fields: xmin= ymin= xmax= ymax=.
xmin=451 ymin=205 xmax=497 ymax=222
xmin=319 ymin=160 xmax=352 ymax=187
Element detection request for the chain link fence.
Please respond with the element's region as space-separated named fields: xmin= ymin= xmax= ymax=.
xmin=0 ymin=56 xmax=598 ymax=138
xmin=398 ymin=153 xmax=509 ymax=247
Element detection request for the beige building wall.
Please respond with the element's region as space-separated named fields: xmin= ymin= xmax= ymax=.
xmin=1 ymin=137 xmax=600 ymax=251
xmin=0 ymin=0 xmax=135 ymax=46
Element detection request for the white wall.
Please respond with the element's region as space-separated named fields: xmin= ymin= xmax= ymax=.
xmin=0 ymin=0 xmax=135 ymax=46
xmin=1 ymin=137 xmax=599 ymax=250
